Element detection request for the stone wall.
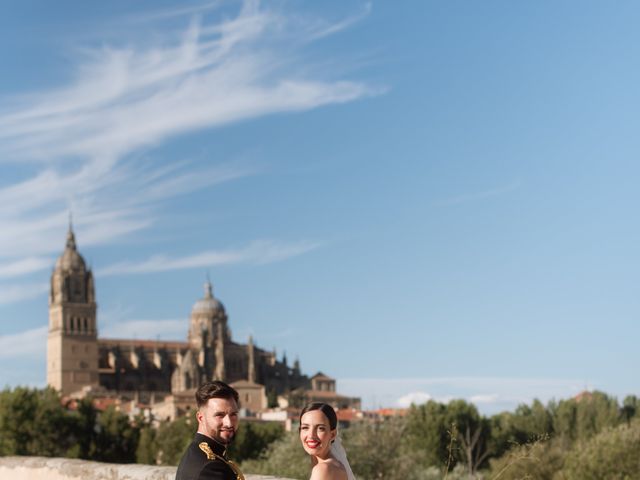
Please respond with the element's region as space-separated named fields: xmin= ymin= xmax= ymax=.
xmin=0 ymin=456 xmax=293 ymax=480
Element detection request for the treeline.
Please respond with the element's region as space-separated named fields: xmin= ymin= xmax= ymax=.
xmin=1 ymin=387 xmax=639 ymax=479
xmin=0 ymin=386 xmax=283 ymax=465
xmin=0 ymin=387 xmax=138 ymax=462
xmin=245 ymin=392 xmax=640 ymax=479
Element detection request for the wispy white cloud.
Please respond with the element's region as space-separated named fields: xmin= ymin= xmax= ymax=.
xmin=301 ymin=2 xmax=373 ymax=41
xmin=99 ymin=239 xmax=321 ymax=276
xmin=397 ymin=391 xmax=432 ymax=407
xmin=0 ymin=1 xmax=377 ymax=277
xmin=434 ymin=179 xmax=522 ymax=207
xmin=0 ymin=257 xmax=53 ymax=279
xmin=0 ymin=283 xmax=48 ymax=305
xmin=0 ymin=3 xmax=376 ymax=163
xmin=469 ymin=393 xmax=500 ymax=404
xmin=0 ymin=326 xmax=47 ymax=359
xmin=128 ymin=0 xmax=224 ymax=23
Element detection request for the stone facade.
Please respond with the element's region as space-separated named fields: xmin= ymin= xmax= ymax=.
xmin=47 ymin=225 xmax=311 ymax=408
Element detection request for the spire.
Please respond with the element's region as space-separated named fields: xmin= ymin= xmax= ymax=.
xmin=66 ymin=214 xmax=76 ymax=251
xmin=294 ymin=356 xmax=300 ymax=373
xmin=247 ymin=335 xmax=255 ymax=383
xmin=204 ymin=277 xmax=213 ymax=299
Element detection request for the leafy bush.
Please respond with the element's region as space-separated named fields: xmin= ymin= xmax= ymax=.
xmin=488 ymin=437 xmax=566 ymax=480
xmin=228 ymin=420 xmax=285 ymax=463
xmin=561 ymin=419 xmax=640 ymax=480
xmin=0 ymin=387 xmax=76 ymax=457
xmin=241 ymin=431 xmax=308 ymax=480
xmin=154 ymin=414 xmax=196 ymax=465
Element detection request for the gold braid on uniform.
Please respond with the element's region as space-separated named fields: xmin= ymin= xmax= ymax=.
xmin=198 ymin=442 xmax=245 ymax=480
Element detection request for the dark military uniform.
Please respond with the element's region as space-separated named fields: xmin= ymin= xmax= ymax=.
xmin=175 ymin=432 xmax=245 ymax=480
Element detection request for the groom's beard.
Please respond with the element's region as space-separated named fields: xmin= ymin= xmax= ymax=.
xmin=215 ymin=427 xmax=236 ymax=445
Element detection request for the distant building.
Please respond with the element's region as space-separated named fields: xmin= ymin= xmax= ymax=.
xmin=294 ymin=372 xmax=361 ymax=410
xmin=46 ymin=224 xmax=358 ymax=418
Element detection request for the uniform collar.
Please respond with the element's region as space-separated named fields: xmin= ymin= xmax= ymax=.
xmin=195 ymin=432 xmax=228 ymax=458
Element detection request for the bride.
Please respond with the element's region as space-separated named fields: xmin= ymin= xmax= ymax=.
xmin=299 ymin=402 xmax=356 ymax=480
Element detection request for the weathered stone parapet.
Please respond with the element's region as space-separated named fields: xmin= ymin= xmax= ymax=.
xmin=0 ymin=456 xmax=293 ymax=480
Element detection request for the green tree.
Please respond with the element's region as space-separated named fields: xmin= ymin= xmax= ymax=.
xmin=345 ymin=417 xmax=433 ymax=480
xmin=228 ymin=420 xmax=284 ymax=463
xmin=621 ymin=395 xmax=639 ymax=426
xmin=488 ymin=437 xmax=566 ymax=480
xmin=405 ymin=401 xmax=451 ymax=468
xmin=551 ymin=391 xmax=621 ymax=442
xmin=0 ymin=386 xmax=76 ymax=457
xmin=489 ymin=399 xmax=554 ymax=460
xmin=551 ymin=398 xmax=578 ymax=440
xmin=92 ymin=405 xmax=141 ymax=463
xmin=561 ymin=419 xmax=640 ymax=479
xmin=155 ymin=414 xmax=196 ymax=465
xmin=445 ymin=399 xmax=491 ymax=476
xmin=68 ymin=396 xmax=99 ymax=459
xmin=405 ymin=399 xmax=493 ymax=474
xmin=136 ymin=424 xmax=158 ymax=464
xmin=241 ymin=431 xmax=308 ymax=480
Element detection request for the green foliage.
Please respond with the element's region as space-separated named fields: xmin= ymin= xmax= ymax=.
xmin=228 ymin=420 xmax=285 ymax=463
xmin=621 ymin=395 xmax=639 ymax=425
xmin=0 ymin=387 xmax=145 ymax=463
xmin=136 ymin=424 xmax=157 ymax=464
xmin=344 ymin=417 xmax=430 ymax=480
xmin=405 ymin=399 xmax=492 ymax=474
xmin=243 ymin=417 xmax=481 ymax=480
xmin=92 ymin=406 xmax=141 ymax=463
xmin=69 ymin=396 xmax=98 ymax=459
xmin=561 ymin=419 xmax=640 ymax=480
xmin=405 ymin=400 xmax=452 ymax=468
xmin=488 ymin=437 xmax=566 ymax=480
xmin=155 ymin=414 xmax=196 ymax=465
xmin=1 ymin=385 xmax=638 ymax=479
xmin=241 ymin=431 xmax=308 ymax=480
xmin=0 ymin=387 xmax=76 ymax=457
xmin=489 ymin=399 xmax=555 ymax=461
xmin=551 ymin=391 xmax=620 ymax=441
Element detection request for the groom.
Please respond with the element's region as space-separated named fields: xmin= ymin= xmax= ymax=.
xmin=175 ymin=380 xmax=245 ymax=480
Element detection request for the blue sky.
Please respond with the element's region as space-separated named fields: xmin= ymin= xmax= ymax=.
xmin=0 ymin=0 xmax=638 ymax=414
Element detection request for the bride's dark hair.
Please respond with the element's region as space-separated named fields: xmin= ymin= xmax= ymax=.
xmin=299 ymin=402 xmax=338 ymax=430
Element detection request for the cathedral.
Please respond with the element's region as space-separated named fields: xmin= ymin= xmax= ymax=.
xmin=47 ymin=224 xmax=359 ymax=419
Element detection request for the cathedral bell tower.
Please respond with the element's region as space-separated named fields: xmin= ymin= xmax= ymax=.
xmin=187 ymin=279 xmax=229 ymax=381
xmin=47 ymin=223 xmax=99 ymax=395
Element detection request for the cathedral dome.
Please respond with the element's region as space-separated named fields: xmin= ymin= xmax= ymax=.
xmin=55 ymin=226 xmax=87 ymax=272
xmin=192 ymin=281 xmax=225 ymax=315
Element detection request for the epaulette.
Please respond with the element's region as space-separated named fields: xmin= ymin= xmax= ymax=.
xmin=198 ymin=442 xmax=245 ymax=480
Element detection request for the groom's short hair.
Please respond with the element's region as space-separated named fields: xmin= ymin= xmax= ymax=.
xmin=195 ymin=380 xmax=239 ymax=408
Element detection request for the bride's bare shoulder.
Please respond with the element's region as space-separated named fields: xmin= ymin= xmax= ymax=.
xmin=309 ymin=459 xmax=347 ymax=480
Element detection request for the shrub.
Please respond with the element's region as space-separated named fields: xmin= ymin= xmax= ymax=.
xmin=561 ymin=419 xmax=640 ymax=480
